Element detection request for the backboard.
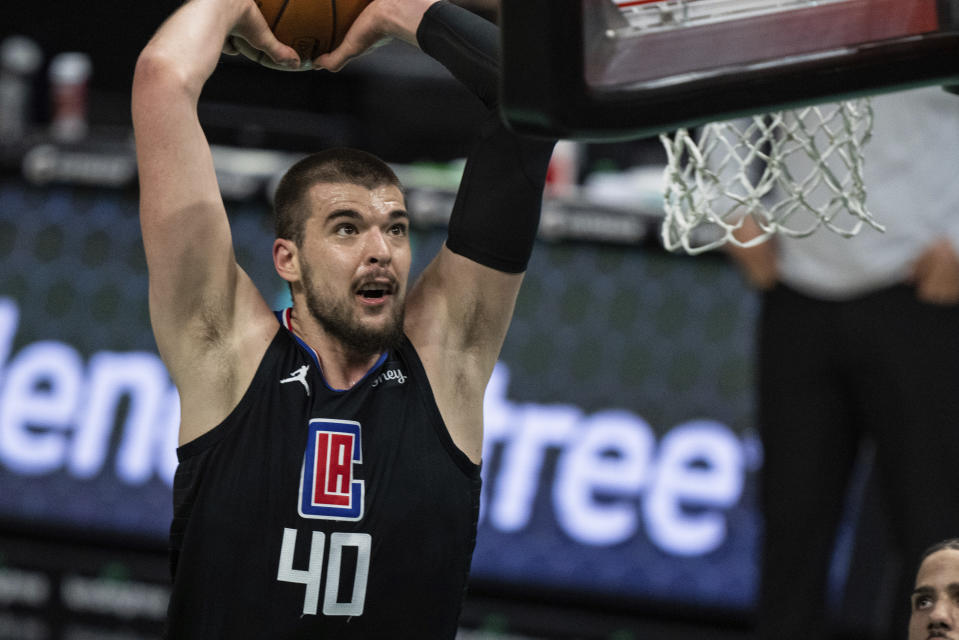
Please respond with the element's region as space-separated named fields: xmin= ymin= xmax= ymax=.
xmin=500 ymin=0 xmax=959 ymax=140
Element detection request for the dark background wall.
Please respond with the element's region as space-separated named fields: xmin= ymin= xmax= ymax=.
xmin=4 ymin=0 xmax=494 ymax=162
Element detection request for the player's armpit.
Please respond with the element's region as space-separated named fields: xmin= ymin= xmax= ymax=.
xmin=404 ymin=245 xmax=524 ymax=462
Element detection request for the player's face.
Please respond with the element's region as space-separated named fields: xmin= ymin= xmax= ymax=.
xmin=910 ymin=549 xmax=959 ymax=640
xmin=297 ymin=182 xmax=411 ymax=355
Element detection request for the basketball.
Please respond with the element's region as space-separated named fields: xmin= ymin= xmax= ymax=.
xmin=235 ymin=0 xmax=373 ymax=70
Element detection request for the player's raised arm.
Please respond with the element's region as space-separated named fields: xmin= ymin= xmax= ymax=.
xmin=132 ymin=0 xmax=299 ymax=443
xmin=321 ymin=0 xmax=556 ymax=462
xmin=409 ymin=4 xmax=556 ymax=462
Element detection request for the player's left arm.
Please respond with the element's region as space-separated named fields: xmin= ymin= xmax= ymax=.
xmin=320 ymin=0 xmax=555 ymax=463
xmin=402 ymin=3 xmax=555 ymax=464
xmin=404 ymin=118 xmax=554 ymax=463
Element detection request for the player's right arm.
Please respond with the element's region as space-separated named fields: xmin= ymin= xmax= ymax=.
xmin=132 ymin=0 xmax=300 ymax=444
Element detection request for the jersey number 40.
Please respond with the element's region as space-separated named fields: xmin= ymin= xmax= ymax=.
xmin=277 ymin=527 xmax=371 ymax=616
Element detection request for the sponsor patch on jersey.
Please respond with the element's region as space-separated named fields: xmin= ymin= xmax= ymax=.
xmin=298 ymin=419 xmax=364 ymax=521
xmin=369 ymin=363 xmax=407 ymax=389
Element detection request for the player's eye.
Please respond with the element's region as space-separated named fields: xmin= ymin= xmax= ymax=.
xmin=388 ymin=223 xmax=408 ymax=237
xmin=914 ymin=594 xmax=934 ymax=610
xmin=335 ymin=223 xmax=358 ymax=236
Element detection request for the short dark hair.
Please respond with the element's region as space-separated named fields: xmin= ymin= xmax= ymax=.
xmin=918 ymin=539 xmax=959 ymax=566
xmin=273 ymin=148 xmax=404 ymax=245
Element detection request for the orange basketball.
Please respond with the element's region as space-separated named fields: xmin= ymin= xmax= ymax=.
xmin=235 ymin=0 xmax=373 ymax=70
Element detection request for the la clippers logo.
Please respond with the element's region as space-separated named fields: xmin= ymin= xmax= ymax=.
xmin=298 ymin=419 xmax=364 ymax=521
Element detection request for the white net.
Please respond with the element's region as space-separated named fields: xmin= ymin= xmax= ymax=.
xmin=659 ymin=99 xmax=882 ymax=254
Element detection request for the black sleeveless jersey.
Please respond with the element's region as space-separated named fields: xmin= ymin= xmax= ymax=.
xmin=165 ymin=310 xmax=482 ymax=639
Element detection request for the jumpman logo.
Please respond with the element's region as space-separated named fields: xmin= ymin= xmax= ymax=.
xmin=280 ymin=365 xmax=311 ymax=396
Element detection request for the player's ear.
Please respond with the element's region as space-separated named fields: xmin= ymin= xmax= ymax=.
xmin=273 ymin=237 xmax=300 ymax=283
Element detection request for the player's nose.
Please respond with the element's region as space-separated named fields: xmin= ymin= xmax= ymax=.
xmin=364 ymin=228 xmax=392 ymax=264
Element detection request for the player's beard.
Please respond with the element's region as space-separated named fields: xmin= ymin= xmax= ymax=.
xmin=300 ymin=261 xmax=405 ymax=358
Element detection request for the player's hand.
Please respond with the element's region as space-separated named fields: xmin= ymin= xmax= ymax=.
xmin=911 ymin=238 xmax=959 ymax=305
xmin=224 ymin=0 xmax=301 ymax=69
xmin=315 ymin=0 xmax=438 ymax=71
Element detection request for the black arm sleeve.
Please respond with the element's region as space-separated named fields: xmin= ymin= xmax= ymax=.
xmin=417 ymin=1 xmax=556 ymax=273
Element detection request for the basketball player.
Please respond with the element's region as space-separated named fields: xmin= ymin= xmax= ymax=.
xmin=909 ymin=539 xmax=959 ymax=640
xmin=131 ymin=0 xmax=555 ymax=636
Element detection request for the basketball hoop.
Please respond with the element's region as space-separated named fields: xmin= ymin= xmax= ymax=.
xmin=659 ymin=99 xmax=883 ymax=254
